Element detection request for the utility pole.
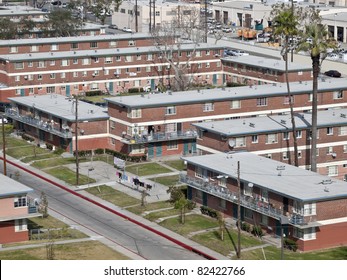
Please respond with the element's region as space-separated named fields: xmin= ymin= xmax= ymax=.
xmin=237 ymin=160 xmax=241 ymax=259
xmin=2 ymin=115 xmax=6 ymax=176
xmin=74 ymin=95 xmax=79 ymax=186
xmin=290 ymin=0 xmax=294 ymax=62
xmin=204 ymin=0 xmax=208 ymax=43
xmin=135 ymin=0 xmax=138 ymax=33
xmin=153 ymin=0 xmax=156 ymax=31
xmin=149 ymin=0 xmax=152 ymax=33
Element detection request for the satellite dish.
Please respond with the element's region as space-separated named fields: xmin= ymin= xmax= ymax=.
xmin=228 ymin=139 xmax=235 ymax=148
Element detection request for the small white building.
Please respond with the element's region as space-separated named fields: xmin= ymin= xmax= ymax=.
xmin=111 ymin=0 xmax=200 ymax=33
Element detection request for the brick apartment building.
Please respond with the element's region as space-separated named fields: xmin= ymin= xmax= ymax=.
xmin=0 ymin=35 xmax=224 ymax=104
xmin=192 ymin=108 xmax=347 ymax=180
xmin=6 ymin=94 xmax=109 ymax=152
xmin=181 ymin=151 xmax=347 ymax=252
xmin=105 ymin=78 xmax=347 ymax=158
xmin=222 ymin=55 xmax=313 ymax=85
xmin=0 ymin=174 xmax=41 ymax=244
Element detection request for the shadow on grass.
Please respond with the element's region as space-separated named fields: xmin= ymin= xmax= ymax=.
xmin=225 ymin=226 xmax=238 ymax=253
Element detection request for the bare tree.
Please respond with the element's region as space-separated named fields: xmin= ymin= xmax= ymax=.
xmin=150 ymin=6 xmax=206 ymax=91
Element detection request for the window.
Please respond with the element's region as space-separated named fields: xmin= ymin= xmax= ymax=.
xmin=304 ymin=203 xmax=316 ymax=216
xmin=219 ymin=199 xmax=226 ymax=209
xmin=266 ymin=133 xmax=278 ymax=144
xmin=195 ymin=190 xmax=203 ymax=199
xmin=334 ymin=90 xmax=343 ymax=99
xmin=28 ymin=61 xmax=33 ymax=67
xmin=47 ymin=86 xmax=55 ymax=93
xmin=38 ymin=60 xmax=46 ymax=68
xmin=131 ymin=144 xmax=145 ymax=154
xmin=298 ymin=71 xmax=303 ymax=75
xmin=15 ymin=219 xmax=27 ymax=232
xmin=206 ymin=50 xmax=210 ymax=56
xmin=60 ymin=72 xmax=66 ymax=79
xmin=186 ymin=51 xmax=191 ymax=57
xmin=261 ymin=189 xmax=268 ymax=203
xmin=128 ymin=40 xmax=135 ymax=46
xmin=127 ymin=108 xmax=142 ymax=118
xmin=15 ymin=62 xmax=24 ymax=69
xmin=260 ymin=214 xmax=268 ymax=226
xmin=327 ymin=127 xmax=333 ymax=135
xmin=165 ymin=106 xmax=176 ymax=115
xmin=136 ymin=54 xmax=142 ymax=60
xmin=251 ymin=135 xmax=258 ymax=143
xmin=196 ymin=50 xmax=201 ymax=57
xmin=230 ymin=100 xmax=240 ymax=109
xmin=73 ymin=72 xmax=78 ymax=77
xmin=244 ymin=208 xmax=253 ymax=219
xmin=195 ymin=166 xmax=207 ymax=179
xmin=283 ymin=131 xmax=290 ymax=140
xmin=205 ymin=62 xmax=210 ymax=68
xmin=105 ymin=57 xmax=113 ymax=64
xmin=15 ymin=76 xmax=20 ymax=82
xmin=243 ymin=184 xmax=253 ymax=197
xmin=256 ymin=97 xmax=267 ymax=106
xmin=31 ymin=45 xmax=38 ymax=52
xmin=203 ymin=102 xmax=214 ymax=112
xmin=37 ymin=74 xmax=42 ymax=80
xmin=265 ymin=154 xmax=272 ymax=159
xmin=147 ymin=53 xmax=153 ymax=60
xmin=308 ymin=93 xmax=313 ymax=102
xmin=116 ymin=56 xmax=121 ymax=61
xmin=73 ymin=58 xmax=78 ymax=64
xmin=28 ymin=74 xmax=33 ymax=81
xmin=82 ymin=58 xmax=90 ymax=65
xmin=10 ymin=46 xmax=18 ymax=53
xmin=283 ymin=96 xmax=294 ymax=104
xmin=125 ymin=55 xmax=132 ymax=62
xmin=327 ymin=165 xmax=338 ymax=176
xmin=51 ymin=44 xmax=58 ymax=51
xmin=167 ymin=140 xmax=178 ymax=150
xmin=327 ymin=146 xmax=333 ymax=155
xmin=50 ymin=60 xmax=55 ymax=66
xmin=235 ymin=137 xmax=246 ymax=147
xmin=282 ymin=151 xmax=289 ymax=160
xmin=14 ymin=196 xmax=27 ymax=207
xmin=146 ymin=66 xmax=151 ymax=72
xmin=50 ymin=73 xmax=56 ymax=79
xmin=71 ymin=42 xmax=78 ymax=49
xmin=338 ymin=126 xmax=347 ymax=136
xmin=90 ymin=42 xmax=98 ymax=48
xmin=296 ymin=130 xmax=302 ymax=138
xmin=155 ymin=11 xmax=160 ymax=16
xmin=218 ymin=177 xmax=227 ymax=187
xmin=61 ymin=59 xmax=69 ymax=66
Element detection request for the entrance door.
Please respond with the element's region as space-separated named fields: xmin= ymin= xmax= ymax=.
xmin=183 ymin=142 xmax=189 ymax=155
xmin=148 ymin=143 xmax=154 ymax=158
xmin=213 ymin=74 xmax=217 ymax=85
xmin=66 ymin=85 xmax=71 ymax=97
xmin=155 ymin=142 xmax=162 ymax=157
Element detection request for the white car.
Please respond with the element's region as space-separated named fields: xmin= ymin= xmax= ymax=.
xmin=0 ymin=117 xmax=8 ymax=124
xmin=122 ymin=27 xmax=133 ymax=33
xmin=229 ymin=49 xmax=249 ymax=56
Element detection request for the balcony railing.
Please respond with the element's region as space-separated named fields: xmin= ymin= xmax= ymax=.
xmin=121 ymin=130 xmax=198 ymax=144
xmin=6 ymin=108 xmax=73 ymax=139
xmin=180 ymin=173 xmax=314 ymax=226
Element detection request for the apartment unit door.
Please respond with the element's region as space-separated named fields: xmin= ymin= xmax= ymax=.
xmin=155 ymin=142 xmax=162 ymax=157
xmin=148 ymin=143 xmax=154 ymax=158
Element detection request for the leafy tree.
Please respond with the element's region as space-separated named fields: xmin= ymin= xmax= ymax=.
xmin=167 ymin=186 xmax=184 ymax=203
xmin=18 ymin=18 xmax=35 ymax=38
xmin=151 ymin=6 xmax=206 ymax=91
xmin=0 ymin=18 xmax=18 ymax=39
xmin=216 ymin=211 xmax=225 ymax=241
xmin=89 ymin=0 xmax=113 ymax=25
xmin=175 ymin=196 xmax=189 ymax=224
xmin=39 ymin=191 xmax=49 ymax=218
xmin=41 ymin=9 xmax=82 ymax=37
xmin=297 ymin=21 xmax=337 ymax=172
xmin=271 ymin=6 xmax=299 ymax=166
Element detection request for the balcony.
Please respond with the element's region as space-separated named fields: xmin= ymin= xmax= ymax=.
xmin=180 ymin=173 xmax=315 ymax=226
xmin=121 ymin=130 xmax=198 ymax=144
xmin=6 ymin=108 xmax=73 ymax=139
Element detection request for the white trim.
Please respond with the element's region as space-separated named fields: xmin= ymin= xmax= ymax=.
xmin=318 ymin=216 xmax=347 ymax=225
xmin=196 ymin=144 xmax=224 ymax=154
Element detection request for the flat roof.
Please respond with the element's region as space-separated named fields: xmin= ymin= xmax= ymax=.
xmin=0 ymin=33 xmax=153 ymax=47
xmin=192 ymin=108 xmax=347 ymax=136
xmin=106 ymin=78 xmax=347 ymax=108
xmin=182 ymin=152 xmax=347 ymax=202
xmin=222 ymin=55 xmax=312 ymax=72
xmin=0 ymin=5 xmax=46 ymax=16
xmin=0 ymin=43 xmax=223 ymax=61
xmin=322 ymin=12 xmax=347 ymax=22
xmin=8 ymin=94 xmax=109 ymax=122
xmin=0 ymin=174 xmax=33 ymax=197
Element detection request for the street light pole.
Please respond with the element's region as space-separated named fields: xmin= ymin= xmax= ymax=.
xmin=236 ymin=160 xmax=241 ymax=259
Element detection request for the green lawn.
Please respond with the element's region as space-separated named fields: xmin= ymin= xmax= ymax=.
xmin=44 ymin=166 xmax=95 ymax=186
xmin=31 ymin=157 xmax=79 ymax=169
xmin=163 ymin=160 xmax=186 ymax=171
xmin=6 ymin=145 xmax=49 ymax=159
xmin=125 ymin=162 xmax=172 ymax=176
xmin=1 ymin=137 xmax=30 ymax=148
xmin=21 ymin=153 xmax=60 ymax=163
xmin=126 ymin=200 xmax=173 ymax=215
xmin=81 ymin=95 xmax=110 ymax=103
xmin=148 ymin=175 xmax=180 ymax=186
xmin=191 ymin=229 xmax=264 ymax=256
xmin=85 ymin=185 xmax=140 ymax=207
xmin=159 ymin=214 xmax=219 ymax=236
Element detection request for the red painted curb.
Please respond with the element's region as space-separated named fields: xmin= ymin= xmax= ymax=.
xmin=1 ymin=157 xmax=217 ymax=260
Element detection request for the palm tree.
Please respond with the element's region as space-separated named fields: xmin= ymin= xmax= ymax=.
xmin=297 ymin=23 xmax=337 ymax=172
xmin=272 ymin=7 xmax=300 ymax=166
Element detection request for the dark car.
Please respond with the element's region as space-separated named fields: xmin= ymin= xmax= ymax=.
xmin=324 ymin=70 xmax=341 ymax=78
xmin=108 ymin=24 xmax=118 ymax=30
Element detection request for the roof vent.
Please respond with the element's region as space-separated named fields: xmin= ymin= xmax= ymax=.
xmin=341 ymin=113 xmax=346 ymax=118
xmin=280 ymin=119 xmax=286 ymax=125
xmin=249 ymin=122 xmax=255 ymax=128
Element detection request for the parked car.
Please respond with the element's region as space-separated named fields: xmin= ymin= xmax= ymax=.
xmin=108 ymin=24 xmax=118 ymax=30
xmin=122 ymin=27 xmax=133 ymax=33
xmin=0 ymin=117 xmax=8 ymax=124
xmin=229 ymin=49 xmax=249 ymax=56
xmin=324 ymin=70 xmax=341 ymax=78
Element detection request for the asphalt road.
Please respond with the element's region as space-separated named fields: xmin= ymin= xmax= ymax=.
xmin=0 ymin=160 xmax=205 ymax=260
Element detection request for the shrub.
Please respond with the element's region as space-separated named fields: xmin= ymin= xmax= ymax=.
xmin=85 ymin=90 xmax=103 ymax=96
xmin=284 ymin=238 xmax=298 ymax=252
xmin=105 ymin=149 xmax=147 ymax=162
xmin=128 ymin=88 xmax=140 ymax=93
xmin=21 ymin=134 xmax=35 ymax=142
xmin=94 ymin=148 xmax=104 ymax=155
xmin=241 ymin=222 xmax=251 ymax=232
xmin=200 ymin=205 xmax=218 ymax=219
xmin=46 ymin=143 xmax=53 ymax=150
xmin=251 ymin=225 xmax=264 ymax=237
xmin=187 ymin=200 xmax=196 ymax=210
